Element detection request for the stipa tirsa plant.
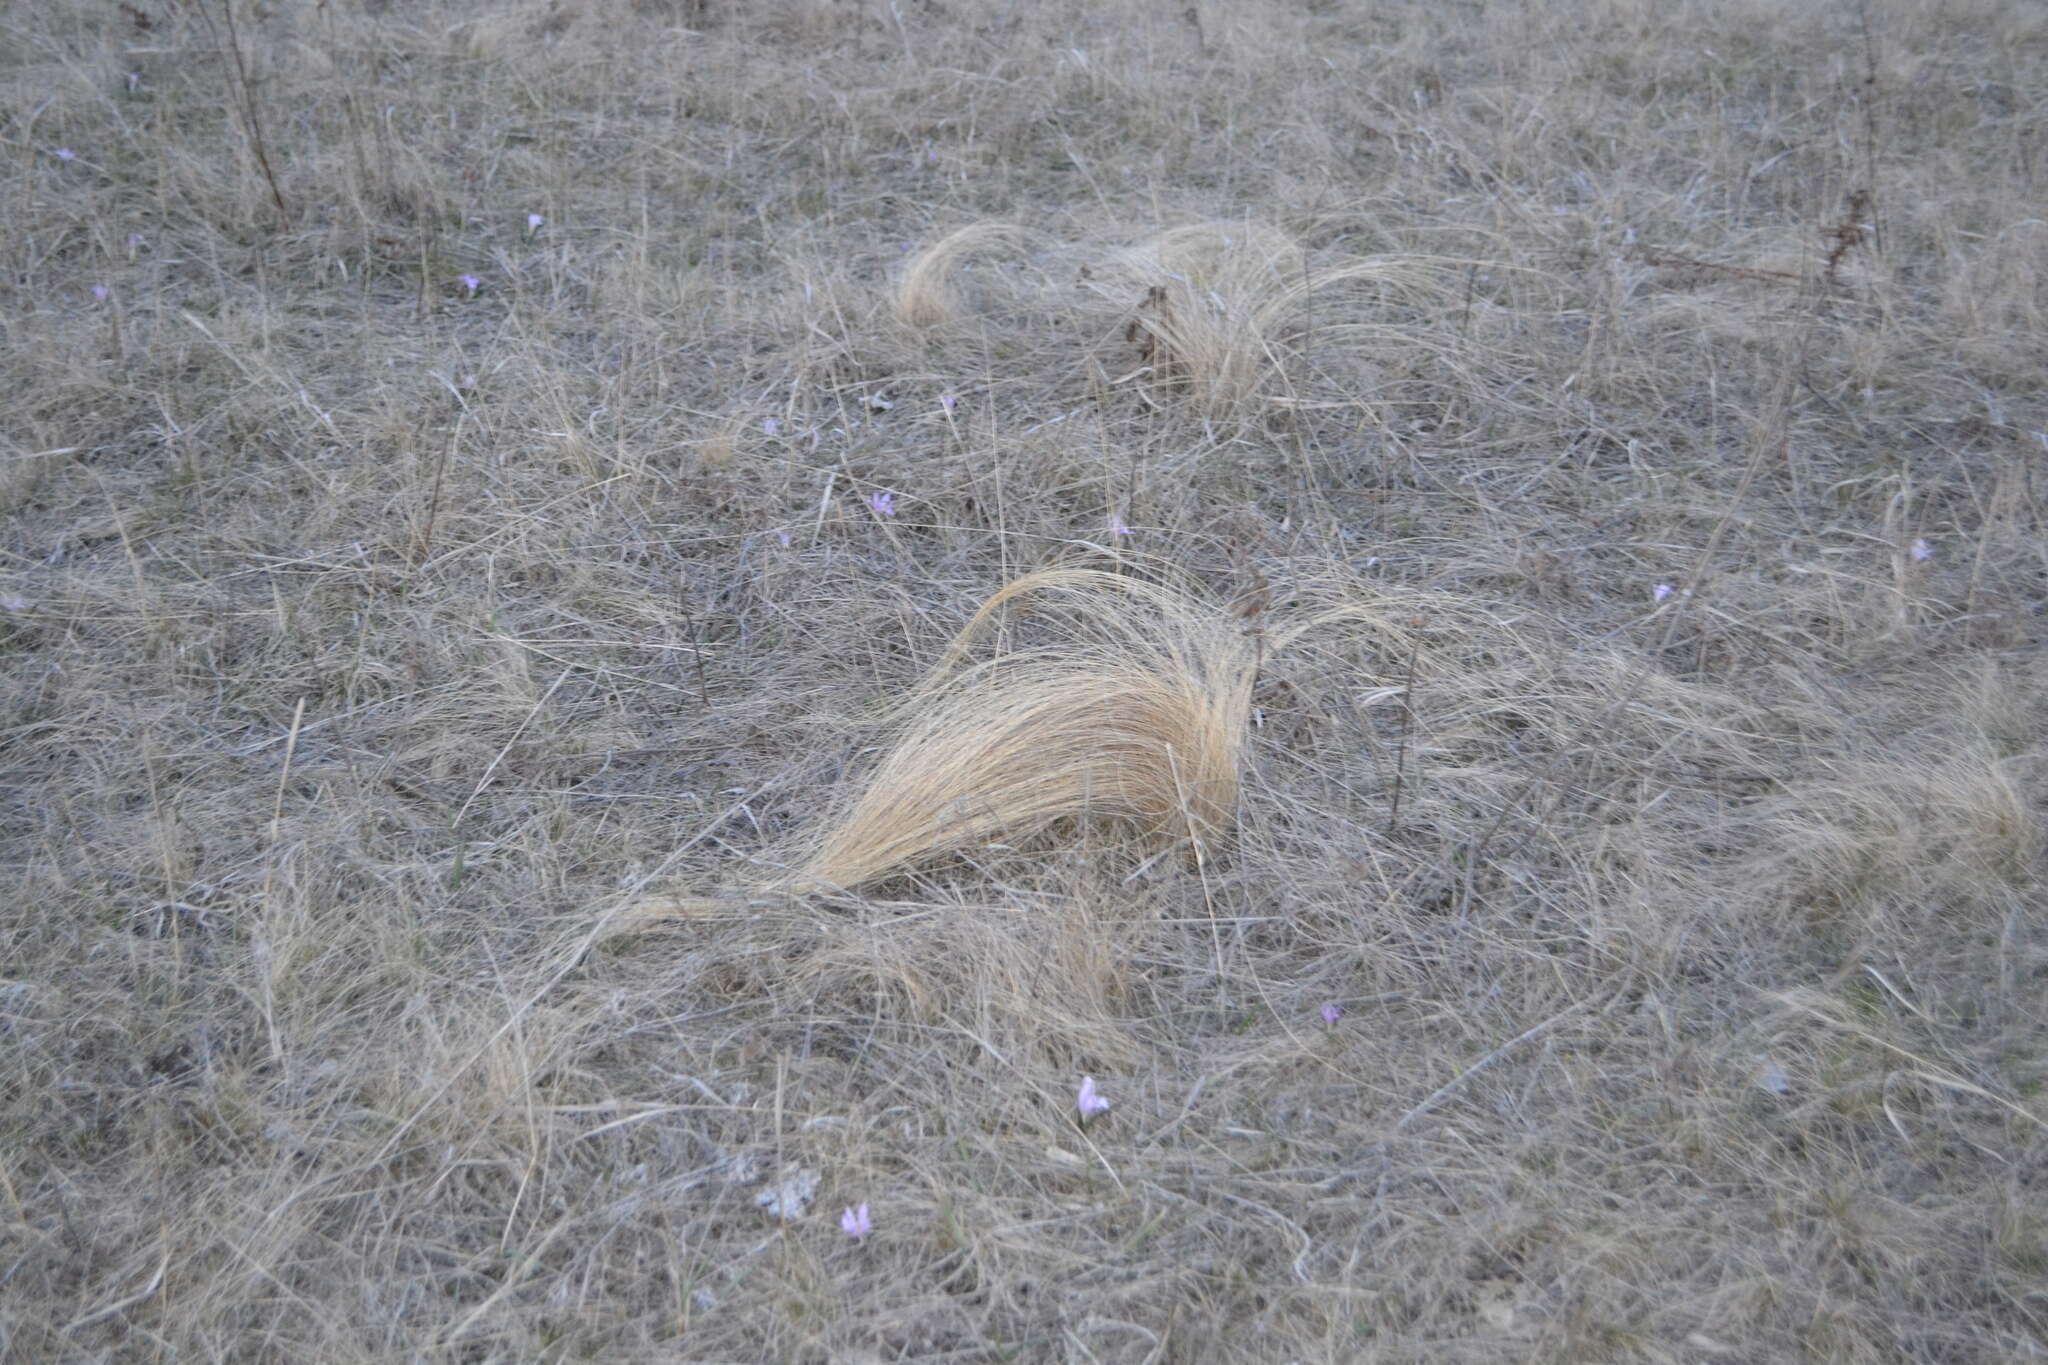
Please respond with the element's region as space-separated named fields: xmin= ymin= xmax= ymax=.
xmin=614 ymin=563 xmax=1392 ymax=932
xmin=893 ymin=219 xmax=1465 ymax=423
xmin=892 ymin=221 xmax=1044 ymax=328
xmin=1088 ymin=222 xmax=1459 ymax=418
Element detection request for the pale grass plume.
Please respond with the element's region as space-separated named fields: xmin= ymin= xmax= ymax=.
xmin=894 ymin=218 xmax=1471 ymax=426
xmin=892 ymin=221 xmax=1040 ymax=328
xmin=618 ymin=565 xmax=1258 ymax=928
xmin=1081 ymin=221 xmax=1457 ymax=420
xmin=615 ymin=562 xmax=1399 ymax=933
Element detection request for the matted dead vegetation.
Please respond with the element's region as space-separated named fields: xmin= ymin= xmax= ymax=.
xmin=3 ymin=0 xmax=2046 ymax=1361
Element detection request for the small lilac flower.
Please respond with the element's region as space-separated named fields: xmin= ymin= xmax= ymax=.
xmin=1653 ymin=583 xmax=1674 ymax=603
xmin=1320 ymin=1003 xmax=1343 ymax=1026
xmin=839 ymin=1202 xmax=871 ymax=1241
xmin=864 ymin=490 xmax=895 ymax=517
xmin=1108 ymin=514 xmax=1131 ymax=537
xmin=92 ymin=285 xmax=108 ymax=301
xmin=527 ymin=212 xmax=544 ymax=232
xmin=127 ymin=71 xmax=141 ymax=93
xmin=55 ymin=148 xmax=75 ymax=162
xmin=458 ymin=274 xmax=480 ymax=296
xmin=761 ymin=416 xmax=779 ymax=437
xmin=939 ymin=393 xmax=957 ymax=412
xmin=0 ymin=593 xmax=27 ymax=612
xmin=1909 ymin=538 xmax=1931 ymax=562
xmin=1077 ymin=1076 xmax=1109 ymax=1118
xmin=125 ymin=233 xmax=144 ymax=252
xmin=775 ymin=528 xmax=792 ymax=547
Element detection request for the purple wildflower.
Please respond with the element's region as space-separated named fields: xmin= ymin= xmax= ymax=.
xmin=839 ymin=1202 xmax=871 ymax=1241
xmin=1077 ymin=1077 xmax=1109 ymax=1119
xmin=1909 ymin=538 xmax=1931 ymax=563
xmin=1321 ymin=1003 xmax=1343 ymax=1026
xmin=1653 ymin=583 xmax=1674 ymax=603
xmin=864 ymin=490 xmax=895 ymax=517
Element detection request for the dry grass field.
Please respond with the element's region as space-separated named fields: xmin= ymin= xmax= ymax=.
xmin=5 ymin=0 xmax=2047 ymax=1359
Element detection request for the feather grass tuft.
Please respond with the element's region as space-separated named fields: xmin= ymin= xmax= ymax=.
xmin=893 ymin=221 xmax=1041 ymax=328
xmin=619 ymin=565 xmax=1281 ymax=930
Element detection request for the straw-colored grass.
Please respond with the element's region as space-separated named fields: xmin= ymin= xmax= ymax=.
xmin=1083 ymin=222 xmax=1428 ymax=417
xmin=892 ymin=221 xmax=1041 ymax=329
xmin=896 ymin=218 xmax=1471 ymax=425
xmin=620 ymin=566 xmax=1262 ymax=926
xmin=7 ymin=1 xmax=2045 ymax=1360
xmin=619 ymin=564 xmax=1405 ymax=931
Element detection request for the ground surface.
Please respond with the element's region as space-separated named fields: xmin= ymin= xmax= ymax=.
xmin=4 ymin=1 xmax=2047 ymax=1360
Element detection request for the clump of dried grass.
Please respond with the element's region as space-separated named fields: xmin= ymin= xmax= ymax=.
xmin=892 ymin=221 xmax=1041 ymax=328
xmin=1082 ymin=221 xmax=1453 ymax=418
xmin=893 ymin=219 xmax=1467 ymax=423
xmin=619 ymin=564 xmax=1379 ymax=931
